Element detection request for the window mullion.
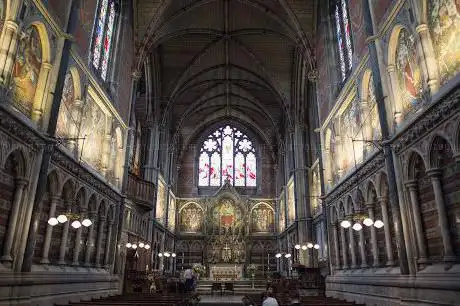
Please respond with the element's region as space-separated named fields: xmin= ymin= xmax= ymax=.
xmin=207 ymin=154 xmax=211 ymax=186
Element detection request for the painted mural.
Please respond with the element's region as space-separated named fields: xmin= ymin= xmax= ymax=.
xmin=80 ymin=94 xmax=105 ymax=171
xmin=168 ymin=192 xmax=176 ymax=232
xmin=12 ymin=26 xmax=42 ymax=115
xmin=156 ymin=177 xmax=166 ymax=225
xmin=311 ymin=166 xmax=322 ymax=215
xmin=212 ymin=199 xmax=243 ymax=229
xmin=278 ymin=191 xmax=286 ymax=232
xmin=395 ymin=29 xmax=422 ymax=116
xmin=251 ymin=203 xmax=274 ymax=232
xmin=367 ymin=76 xmax=381 ymax=141
xmin=0 ymin=0 xmax=4 ymax=32
xmin=429 ymin=0 xmax=460 ymax=84
xmin=179 ymin=203 xmax=203 ymax=233
xmin=287 ymin=177 xmax=296 ymax=226
xmin=340 ymin=97 xmax=364 ymax=170
xmin=56 ymin=73 xmax=76 ymax=140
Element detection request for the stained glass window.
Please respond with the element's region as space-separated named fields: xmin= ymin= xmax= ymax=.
xmin=198 ymin=125 xmax=257 ymax=187
xmin=91 ymin=0 xmax=117 ymax=81
xmin=332 ymin=0 xmax=353 ymax=81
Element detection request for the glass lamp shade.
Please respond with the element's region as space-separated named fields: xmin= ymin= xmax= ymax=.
xmin=48 ymin=217 xmax=59 ymax=226
xmin=57 ymin=215 xmax=68 ymax=223
xmin=144 ymin=244 xmax=151 ymax=250
xmin=314 ymin=244 xmax=320 ymax=250
xmin=132 ymin=244 xmax=137 ymax=249
xmin=340 ymin=220 xmax=351 ymax=228
xmin=352 ymin=222 xmax=363 ymax=231
xmin=71 ymin=220 xmax=81 ymax=229
xmin=374 ymin=220 xmax=384 ymax=228
xmin=158 ymin=253 xmax=163 ymax=257
xmin=275 ymin=253 xmax=282 ymax=258
xmin=164 ymin=252 xmax=170 ymax=257
xmin=126 ymin=243 xmax=132 ymax=248
xmin=284 ymin=253 xmax=291 ymax=258
xmin=363 ymin=218 xmax=374 ymax=226
xmin=301 ymin=245 xmax=308 ymax=250
xmin=139 ymin=242 xmax=145 ymax=248
xmin=82 ymin=219 xmax=92 ymax=227
xmin=307 ymin=243 xmax=314 ymax=249
xmin=172 ymin=253 xmax=176 ymax=257
xmin=294 ymin=244 xmax=301 ymax=250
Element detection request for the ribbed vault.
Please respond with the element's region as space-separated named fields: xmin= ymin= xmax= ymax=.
xmin=133 ymin=0 xmax=315 ymax=160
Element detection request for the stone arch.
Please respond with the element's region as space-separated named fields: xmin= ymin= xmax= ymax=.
xmin=251 ymin=202 xmax=275 ymax=233
xmin=46 ymin=170 xmax=59 ymax=197
xmin=88 ymin=194 xmax=97 ymax=214
xmin=74 ymin=187 xmax=87 ymax=212
xmin=355 ymin=188 xmax=366 ymax=211
xmin=3 ymin=148 xmax=27 ymax=178
xmin=345 ymin=195 xmax=354 ymax=215
xmin=366 ymin=180 xmax=378 ymax=207
xmin=179 ymin=202 xmax=204 ymax=233
xmin=406 ymin=150 xmax=429 ymax=180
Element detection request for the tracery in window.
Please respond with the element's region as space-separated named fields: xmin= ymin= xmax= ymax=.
xmin=91 ymin=0 xmax=116 ymax=81
xmin=333 ymin=0 xmax=353 ymax=81
xmin=198 ymin=125 xmax=256 ymax=187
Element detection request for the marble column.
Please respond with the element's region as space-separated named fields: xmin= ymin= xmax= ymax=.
xmin=405 ymin=181 xmax=428 ymax=263
xmin=359 ymin=230 xmax=368 ymax=268
xmin=348 ymin=226 xmax=357 ymax=268
xmin=72 ymin=214 xmax=86 ymax=266
xmin=367 ymin=205 xmax=379 ymax=267
xmin=104 ymin=221 xmax=114 ymax=267
xmin=427 ymin=169 xmax=455 ymax=262
xmin=95 ymin=217 xmax=107 ymax=268
xmin=40 ymin=196 xmax=61 ymax=264
xmin=0 ymin=21 xmax=19 ymax=82
xmin=1 ymin=178 xmax=27 ymax=262
xmin=31 ymin=62 xmax=52 ymax=123
xmin=58 ymin=207 xmax=72 ymax=265
xmin=416 ymin=24 xmax=439 ymax=93
xmin=332 ymin=223 xmax=341 ymax=270
xmin=379 ymin=196 xmax=395 ymax=266
xmin=340 ymin=225 xmax=349 ymax=269
xmin=84 ymin=212 xmax=96 ymax=266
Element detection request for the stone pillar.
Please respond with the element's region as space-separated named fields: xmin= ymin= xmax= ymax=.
xmin=378 ymin=196 xmax=395 ymax=266
xmin=358 ymin=230 xmax=368 ymax=268
xmin=40 ymin=196 xmax=61 ymax=264
xmin=72 ymin=222 xmax=83 ymax=266
xmin=68 ymin=99 xmax=83 ymax=154
xmin=332 ymin=223 xmax=340 ymax=270
xmin=31 ymin=63 xmax=53 ymax=123
xmin=416 ymin=24 xmax=439 ymax=93
xmin=405 ymin=181 xmax=428 ymax=263
xmin=95 ymin=216 xmax=107 ymax=267
xmin=386 ymin=65 xmax=403 ymax=125
xmin=348 ymin=226 xmax=357 ymax=268
xmin=104 ymin=221 xmax=114 ymax=267
xmin=367 ymin=205 xmax=379 ymax=267
xmin=426 ymin=169 xmax=455 ymax=262
xmin=339 ymin=225 xmax=348 ymax=269
xmin=0 ymin=21 xmax=19 ymax=82
xmin=101 ymin=116 xmax=113 ymax=177
xmin=84 ymin=212 xmax=96 ymax=266
xmin=1 ymin=178 xmax=27 ymax=262
xmin=58 ymin=206 xmax=72 ymax=265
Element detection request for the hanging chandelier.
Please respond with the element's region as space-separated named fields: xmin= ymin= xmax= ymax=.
xmin=340 ymin=213 xmax=383 ymax=231
xmin=48 ymin=213 xmax=92 ymax=229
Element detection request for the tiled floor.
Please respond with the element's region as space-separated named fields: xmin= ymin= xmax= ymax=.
xmin=199 ymin=294 xmax=244 ymax=305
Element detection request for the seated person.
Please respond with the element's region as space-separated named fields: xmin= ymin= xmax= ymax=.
xmin=262 ymin=292 xmax=279 ymax=306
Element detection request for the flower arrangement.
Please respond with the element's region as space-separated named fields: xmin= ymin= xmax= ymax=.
xmin=247 ymin=264 xmax=257 ymax=275
xmin=192 ymin=263 xmax=206 ymax=276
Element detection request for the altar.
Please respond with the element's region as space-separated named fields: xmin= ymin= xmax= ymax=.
xmin=209 ymin=264 xmax=243 ymax=281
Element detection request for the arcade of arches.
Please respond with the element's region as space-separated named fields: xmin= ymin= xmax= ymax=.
xmin=0 ymin=0 xmax=459 ymax=305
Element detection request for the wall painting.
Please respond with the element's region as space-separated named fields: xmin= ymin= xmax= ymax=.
xmin=429 ymin=0 xmax=460 ymax=84
xmin=278 ymin=191 xmax=286 ymax=232
xmin=340 ymin=96 xmax=363 ymax=171
xmin=179 ymin=203 xmax=203 ymax=233
xmin=287 ymin=177 xmax=296 ymax=227
xmin=168 ymin=191 xmax=176 ymax=232
xmin=56 ymin=73 xmax=76 ymax=141
xmin=251 ymin=203 xmax=274 ymax=232
xmin=12 ymin=26 xmax=42 ymax=116
xmin=80 ymin=93 xmax=105 ymax=171
xmin=156 ymin=176 xmax=166 ymax=225
xmin=395 ymin=29 xmax=422 ymax=116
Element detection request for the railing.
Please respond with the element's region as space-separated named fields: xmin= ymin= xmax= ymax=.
xmin=126 ymin=172 xmax=155 ymax=210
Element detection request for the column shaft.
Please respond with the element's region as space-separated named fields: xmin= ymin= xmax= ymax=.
xmin=427 ymin=170 xmax=455 ymax=261
xmin=379 ymin=197 xmax=395 ymax=266
xmin=84 ymin=215 xmax=96 ymax=266
xmin=359 ymin=230 xmax=368 ymax=268
xmin=40 ymin=196 xmax=60 ymax=264
xmin=416 ymin=24 xmax=439 ymax=93
xmin=104 ymin=222 xmax=114 ymax=267
xmin=348 ymin=227 xmax=357 ymax=268
xmin=340 ymin=226 xmax=348 ymax=269
xmin=1 ymin=179 xmax=27 ymax=261
xmin=406 ymin=181 xmax=428 ymax=262
xmin=58 ymin=220 xmax=70 ymax=265
xmin=95 ymin=219 xmax=106 ymax=267
xmin=72 ymin=226 xmax=83 ymax=265
xmin=332 ymin=224 xmax=340 ymax=270
xmin=368 ymin=206 xmax=379 ymax=266
xmin=0 ymin=21 xmax=19 ymax=81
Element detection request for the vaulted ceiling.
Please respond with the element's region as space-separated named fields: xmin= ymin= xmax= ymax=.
xmin=133 ymin=0 xmax=316 ymax=151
